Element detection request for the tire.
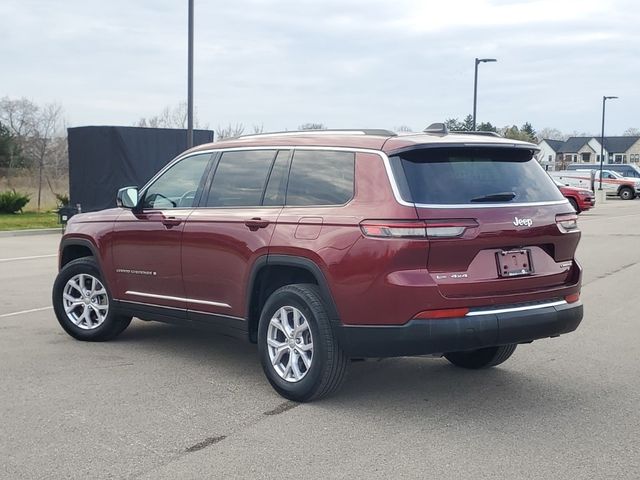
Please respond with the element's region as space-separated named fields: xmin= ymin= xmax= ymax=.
xmin=258 ymin=284 xmax=348 ymax=402
xmin=568 ymin=198 xmax=580 ymax=213
xmin=444 ymin=344 xmax=517 ymax=369
xmin=619 ymin=187 xmax=635 ymax=200
xmin=52 ymin=257 xmax=132 ymax=341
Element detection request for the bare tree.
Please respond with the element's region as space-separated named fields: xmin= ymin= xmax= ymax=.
xmin=0 ymin=97 xmax=66 ymax=210
xmin=135 ymin=102 xmax=207 ymax=129
xmin=216 ymin=123 xmax=245 ymax=140
xmin=393 ymin=125 xmax=413 ymax=133
xmin=537 ymin=127 xmax=568 ymax=141
xmin=252 ymin=124 xmax=264 ymax=134
xmin=30 ymin=103 xmax=64 ymax=211
xmin=623 ymin=127 xmax=640 ymax=136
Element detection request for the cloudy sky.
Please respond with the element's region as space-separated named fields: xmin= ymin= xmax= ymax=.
xmin=2 ymin=0 xmax=639 ymax=135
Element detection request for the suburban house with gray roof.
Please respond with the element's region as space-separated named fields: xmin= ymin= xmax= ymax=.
xmin=537 ymin=136 xmax=640 ymax=170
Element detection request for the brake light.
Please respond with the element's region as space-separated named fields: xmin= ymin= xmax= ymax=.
xmin=565 ymin=293 xmax=580 ymax=303
xmin=413 ymin=307 xmax=470 ymax=319
xmin=359 ymin=221 xmax=427 ymax=238
xmin=360 ymin=219 xmax=477 ymax=239
xmin=556 ymin=213 xmax=578 ymax=232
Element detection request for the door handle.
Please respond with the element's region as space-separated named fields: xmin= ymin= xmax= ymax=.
xmin=244 ymin=218 xmax=270 ymax=231
xmin=162 ymin=217 xmax=183 ymax=228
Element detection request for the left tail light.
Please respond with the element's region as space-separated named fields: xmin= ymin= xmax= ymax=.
xmin=360 ymin=219 xmax=477 ymax=239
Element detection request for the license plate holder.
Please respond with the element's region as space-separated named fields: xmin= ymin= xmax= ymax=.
xmin=496 ymin=249 xmax=532 ymax=277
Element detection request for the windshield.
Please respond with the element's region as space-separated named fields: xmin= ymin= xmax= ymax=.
xmin=390 ymin=147 xmax=565 ymax=205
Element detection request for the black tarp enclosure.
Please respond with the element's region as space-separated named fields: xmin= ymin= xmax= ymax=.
xmin=68 ymin=126 xmax=214 ymax=212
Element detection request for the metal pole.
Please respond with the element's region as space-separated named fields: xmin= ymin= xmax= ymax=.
xmin=599 ymin=96 xmax=605 ymax=190
xmin=472 ymin=58 xmax=479 ymax=131
xmin=187 ymin=0 xmax=194 ymax=148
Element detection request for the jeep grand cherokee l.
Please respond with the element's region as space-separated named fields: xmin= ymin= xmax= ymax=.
xmin=53 ymin=126 xmax=583 ymax=401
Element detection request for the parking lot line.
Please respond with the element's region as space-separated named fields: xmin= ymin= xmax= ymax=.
xmin=0 ymin=306 xmax=53 ymax=318
xmin=0 ymin=254 xmax=57 ymax=262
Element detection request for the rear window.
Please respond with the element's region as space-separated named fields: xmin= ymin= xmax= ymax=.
xmin=390 ymin=147 xmax=565 ymax=205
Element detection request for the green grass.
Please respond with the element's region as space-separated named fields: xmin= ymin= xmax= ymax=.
xmin=0 ymin=212 xmax=60 ymax=231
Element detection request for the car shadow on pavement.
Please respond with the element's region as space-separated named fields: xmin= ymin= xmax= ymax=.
xmin=323 ymin=355 xmax=587 ymax=423
xmin=110 ymin=320 xmax=585 ymax=420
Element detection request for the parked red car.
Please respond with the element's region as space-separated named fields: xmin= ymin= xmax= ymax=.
xmin=53 ymin=126 xmax=583 ymax=401
xmin=553 ymin=179 xmax=595 ymax=213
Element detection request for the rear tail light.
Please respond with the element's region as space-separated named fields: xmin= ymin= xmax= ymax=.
xmin=360 ymin=219 xmax=477 ymax=239
xmin=556 ymin=213 xmax=578 ymax=232
xmin=565 ymin=293 xmax=580 ymax=303
xmin=359 ymin=222 xmax=427 ymax=238
xmin=413 ymin=307 xmax=470 ymax=319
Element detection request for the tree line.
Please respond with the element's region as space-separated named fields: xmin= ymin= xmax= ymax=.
xmin=0 ymin=97 xmax=67 ymax=210
xmin=3 ymin=96 xmax=640 ymax=210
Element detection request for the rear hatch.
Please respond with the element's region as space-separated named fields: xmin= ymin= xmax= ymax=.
xmin=389 ymin=146 xmax=580 ymax=300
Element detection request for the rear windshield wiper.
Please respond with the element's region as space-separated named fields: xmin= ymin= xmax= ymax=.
xmin=470 ymin=192 xmax=516 ymax=203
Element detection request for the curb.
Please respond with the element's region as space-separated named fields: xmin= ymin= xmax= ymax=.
xmin=0 ymin=228 xmax=62 ymax=238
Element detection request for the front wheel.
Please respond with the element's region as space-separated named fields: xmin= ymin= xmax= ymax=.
xmin=52 ymin=257 xmax=132 ymax=341
xmin=568 ymin=198 xmax=580 ymax=213
xmin=258 ymin=284 xmax=348 ymax=402
xmin=444 ymin=344 xmax=517 ymax=369
xmin=619 ymin=187 xmax=635 ymax=200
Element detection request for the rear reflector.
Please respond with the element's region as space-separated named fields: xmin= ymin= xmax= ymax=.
xmin=556 ymin=213 xmax=578 ymax=232
xmin=413 ymin=307 xmax=470 ymax=319
xmin=565 ymin=293 xmax=580 ymax=303
xmin=360 ymin=219 xmax=477 ymax=239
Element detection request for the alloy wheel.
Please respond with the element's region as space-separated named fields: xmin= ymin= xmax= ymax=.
xmin=62 ymin=273 xmax=109 ymax=330
xmin=267 ymin=306 xmax=314 ymax=382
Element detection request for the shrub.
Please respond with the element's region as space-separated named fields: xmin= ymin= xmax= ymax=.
xmin=0 ymin=189 xmax=30 ymax=214
xmin=55 ymin=192 xmax=70 ymax=207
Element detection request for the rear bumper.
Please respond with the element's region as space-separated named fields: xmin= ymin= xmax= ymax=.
xmin=337 ymin=301 xmax=583 ymax=357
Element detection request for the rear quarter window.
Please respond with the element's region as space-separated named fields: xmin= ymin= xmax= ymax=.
xmin=390 ymin=147 xmax=565 ymax=205
xmin=286 ymin=150 xmax=355 ymax=206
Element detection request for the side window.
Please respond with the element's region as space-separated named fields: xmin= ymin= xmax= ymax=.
xmin=206 ymin=150 xmax=276 ymax=207
xmin=263 ymin=150 xmax=292 ymax=206
xmin=286 ymin=150 xmax=355 ymax=206
xmin=142 ymin=153 xmax=211 ymax=209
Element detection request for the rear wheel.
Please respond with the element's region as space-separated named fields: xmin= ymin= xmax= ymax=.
xmin=258 ymin=284 xmax=348 ymax=402
xmin=619 ymin=187 xmax=635 ymax=200
xmin=568 ymin=197 xmax=580 ymax=213
xmin=444 ymin=344 xmax=517 ymax=369
xmin=52 ymin=257 xmax=132 ymax=341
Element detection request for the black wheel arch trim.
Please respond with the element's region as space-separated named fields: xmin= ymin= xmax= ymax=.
xmin=59 ymin=237 xmax=104 ymax=274
xmin=247 ymin=254 xmax=342 ymax=328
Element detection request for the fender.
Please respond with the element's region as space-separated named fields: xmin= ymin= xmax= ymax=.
xmin=59 ymin=237 xmax=105 ymax=276
xmin=246 ymin=254 xmax=342 ymax=328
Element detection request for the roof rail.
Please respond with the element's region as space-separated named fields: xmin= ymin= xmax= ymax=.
xmin=451 ymin=130 xmax=502 ymax=137
xmin=238 ymin=129 xmax=397 ymax=139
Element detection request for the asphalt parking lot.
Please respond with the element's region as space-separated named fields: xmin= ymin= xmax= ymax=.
xmin=1 ymin=201 xmax=639 ymax=480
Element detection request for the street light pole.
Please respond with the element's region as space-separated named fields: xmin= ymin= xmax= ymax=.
xmin=599 ymin=95 xmax=618 ymax=190
xmin=187 ymin=0 xmax=194 ymax=148
xmin=472 ymin=58 xmax=497 ymax=131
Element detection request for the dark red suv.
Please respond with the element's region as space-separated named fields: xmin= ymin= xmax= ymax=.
xmin=53 ymin=127 xmax=583 ymax=401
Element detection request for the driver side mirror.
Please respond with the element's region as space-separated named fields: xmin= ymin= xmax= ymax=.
xmin=116 ymin=186 xmax=139 ymax=209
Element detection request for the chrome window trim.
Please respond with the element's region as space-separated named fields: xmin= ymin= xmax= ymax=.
xmin=141 ymin=146 xmax=569 ymax=210
xmin=125 ymin=290 xmax=231 ymax=309
xmin=466 ymin=300 xmax=567 ymax=317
